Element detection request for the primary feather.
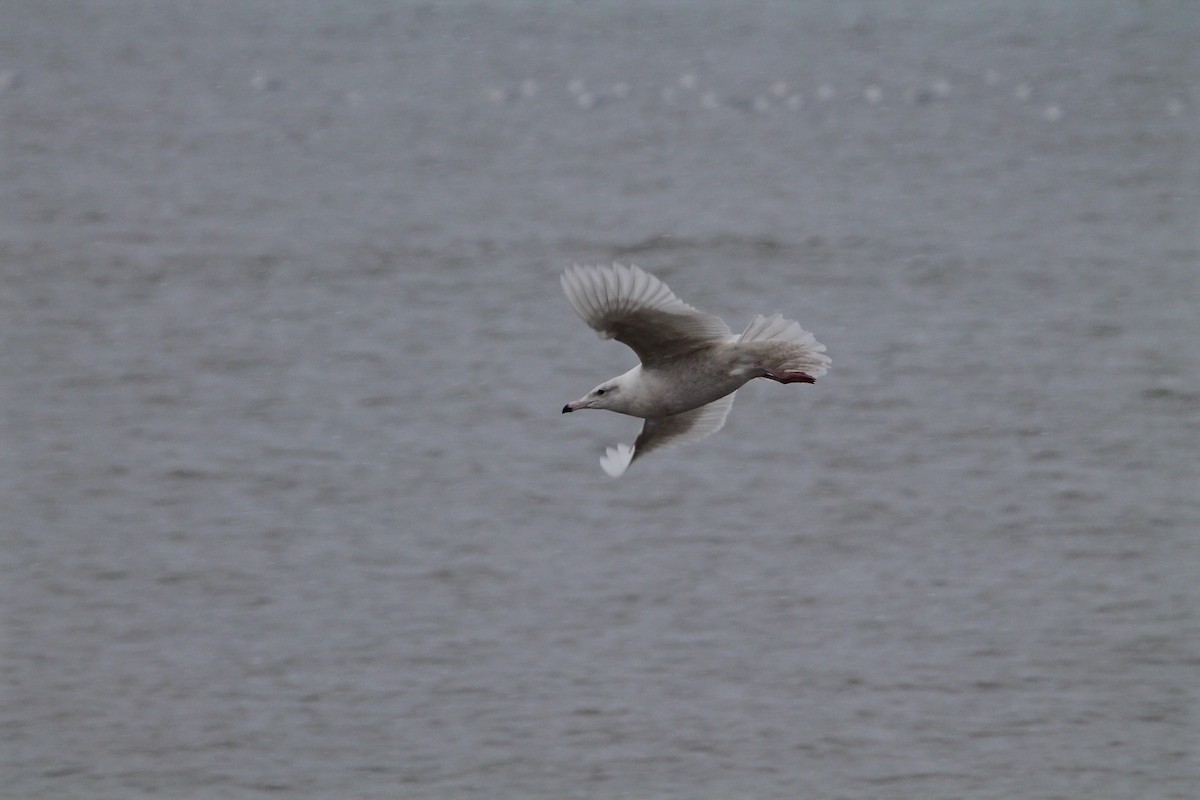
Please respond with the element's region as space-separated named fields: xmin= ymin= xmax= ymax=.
xmin=561 ymin=263 xmax=732 ymax=365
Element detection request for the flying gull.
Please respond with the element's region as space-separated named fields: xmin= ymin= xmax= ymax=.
xmin=561 ymin=263 xmax=830 ymax=476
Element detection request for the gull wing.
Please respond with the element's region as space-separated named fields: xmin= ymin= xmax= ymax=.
xmin=562 ymin=263 xmax=732 ymax=366
xmin=600 ymin=392 xmax=736 ymax=477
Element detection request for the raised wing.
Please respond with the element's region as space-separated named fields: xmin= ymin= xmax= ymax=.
xmin=561 ymin=263 xmax=732 ymax=366
xmin=599 ymin=392 xmax=736 ymax=477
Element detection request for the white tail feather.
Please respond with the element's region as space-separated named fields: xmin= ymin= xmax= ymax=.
xmin=739 ymin=313 xmax=814 ymax=345
xmin=738 ymin=313 xmax=830 ymax=377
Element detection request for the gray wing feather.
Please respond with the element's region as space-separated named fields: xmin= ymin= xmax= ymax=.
xmin=633 ymin=392 xmax=736 ymax=461
xmin=561 ymin=263 xmax=732 ymax=365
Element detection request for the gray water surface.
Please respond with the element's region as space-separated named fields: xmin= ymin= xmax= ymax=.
xmin=2 ymin=3 xmax=1198 ymax=798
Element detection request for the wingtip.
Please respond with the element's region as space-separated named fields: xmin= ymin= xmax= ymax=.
xmin=599 ymin=443 xmax=635 ymax=477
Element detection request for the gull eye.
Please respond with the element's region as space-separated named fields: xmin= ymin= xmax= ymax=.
xmin=595 ymin=388 xmax=606 ymax=396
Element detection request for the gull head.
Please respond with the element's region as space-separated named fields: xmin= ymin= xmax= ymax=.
xmin=562 ymin=378 xmax=626 ymax=414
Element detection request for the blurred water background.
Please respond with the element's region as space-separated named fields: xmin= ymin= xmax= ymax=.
xmin=2 ymin=2 xmax=1197 ymax=798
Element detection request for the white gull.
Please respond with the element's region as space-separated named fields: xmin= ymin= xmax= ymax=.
xmin=561 ymin=263 xmax=830 ymax=477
